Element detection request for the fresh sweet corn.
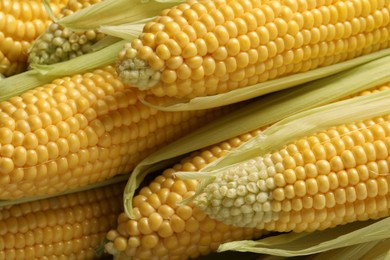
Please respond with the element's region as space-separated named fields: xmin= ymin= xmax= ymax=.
xmin=194 ymin=114 xmax=390 ymax=233
xmin=0 ymin=0 xmax=69 ymax=76
xmin=0 ymin=181 xmax=124 ymax=259
xmin=0 ymin=65 xmax=232 ymax=200
xmin=105 ymin=83 xmax=390 ymax=259
xmin=105 ymin=130 xmax=265 ymax=260
xmin=116 ymin=0 xmax=390 ymax=98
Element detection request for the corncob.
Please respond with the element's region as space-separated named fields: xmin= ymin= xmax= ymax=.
xmin=0 ymin=181 xmax=124 ymax=259
xmin=0 ymin=0 xmax=69 ymax=77
xmin=0 ymin=65 xmax=232 ymax=200
xmin=193 ymin=113 xmax=390 ymax=233
xmin=116 ymin=0 xmax=390 ymax=98
xmin=105 ymin=129 xmax=265 ymax=260
xmin=28 ymin=0 xmax=105 ymax=66
xmin=105 ymin=84 xmax=390 ymax=259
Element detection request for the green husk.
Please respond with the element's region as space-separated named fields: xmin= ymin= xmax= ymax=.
xmin=99 ymin=20 xmax=151 ymax=40
xmin=219 ymin=217 xmax=390 ymax=257
xmin=140 ymin=48 xmax=390 ymax=111
xmin=0 ymin=40 xmax=128 ymax=101
xmin=123 ymin=54 xmax=390 ymax=218
xmin=304 ymin=238 xmax=390 ymax=260
xmin=54 ymin=0 xmax=184 ymax=31
xmin=90 ymin=35 xmax=123 ymax=52
xmin=42 ymin=0 xmax=59 ymax=23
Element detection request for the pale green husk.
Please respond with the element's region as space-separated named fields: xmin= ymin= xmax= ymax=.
xmin=123 ymin=54 xmax=390 ymax=218
xmin=304 ymin=238 xmax=390 ymax=260
xmin=90 ymin=35 xmax=123 ymax=52
xmin=53 ymin=0 xmax=184 ymax=31
xmin=0 ymin=40 xmax=128 ymax=101
xmin=220 ymin=217 xmax=390 ymax=257
xmin=140 ymin=48 xmax=390 ymax=111
xmin=99 ymin=19 xmax=153 ymax=40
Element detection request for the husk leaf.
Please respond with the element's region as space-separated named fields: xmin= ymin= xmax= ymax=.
xmin=218 ymin=217 xmax=390 ymax=257
xmin=90 ymin=35 xmax=122 ymax=52
xmin=140 ymin=48 xmax=390 ymax=111
xmin=123 ymin=56 xmax=390 ymax=217
xmin=99 ymin=20 xmax=150 ymax=41
xmin=55 ymin=0 xmax=184 ymax=31
xmin=43 ymin=0 xmax=59 ymax=23
xmin=0 ymin=40 xmax=128 ymax=101
xmin=305 ymin=239 xmax=389 ymax=260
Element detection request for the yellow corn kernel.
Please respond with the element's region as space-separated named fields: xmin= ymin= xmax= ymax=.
xmin=0 ymin=181 xmax=124 ymax=259
xmin=116 ymin=0 xmax=390 ymax=99
xmin=105 ymin=130 xmax=265 ymax=260
xmin=0 ymin=0 xmax=69 ymax=77
xmin=28 ymin=0 xmax=105 ymax=66
xmin=0 ymin=65 xmax=233 ymax=199
xmin=194 ymin=113 xmax=390 ymax=233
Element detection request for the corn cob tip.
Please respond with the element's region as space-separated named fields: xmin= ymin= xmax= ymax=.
xmin=116 ymin=42 xmax=161 ymax=90
xmin=114 ymin=0 xmax=390 ymax=99
xmin=28 ymin=23 xmax=103 ymax=65
xmin=193 ymin=114 xmax=390 ymax=233
xmin=193 ymin=157 xmax=278 ymax=229
xmin=104 ymin=241 xmax=120 ymax=257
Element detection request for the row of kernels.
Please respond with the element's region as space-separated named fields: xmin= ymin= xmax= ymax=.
xmin=0 ymin=215 xmax=110 ymax=242
xmin=0 ymin=234 xmax=105 ymax=259
xmin=147 ymin=0 xmax=390 ymax=53
xmin=0 ymin=14 xmax=48 ymax=41
xmin=269 ymin=194 xmax=390 ymax=233
xmin=271 ymin=121 xmax=389 ymax=208
xmin=0 ymin=96 xmax=229 ymax=199
xmin=0 ymin=183 xmax=123 ymax=259
xmin=113 ymin=200 xmax=261 ymax=259
xmin=1 ymin=126 xmax=92 ymax=157
xmin=273 ymin=168 xmax=389 ymax=201
xmin=149 ymin=25 xmax=390 ymax=98
xmin=0 ymin=0 xmax=67 ymax=20
xmin=304 ymin=117 xmax=390 ymax=152
xmin=62 ymin=0 xmax=101 ymax=15
xmin=278 ymin=123 xmax=389 ymax=176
